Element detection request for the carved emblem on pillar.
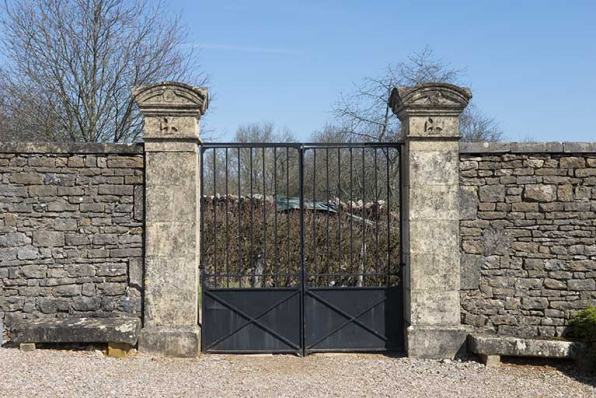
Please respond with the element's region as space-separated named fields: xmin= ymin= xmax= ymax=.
xmin=424 ymin=117 xmax=444 ymax=134
xmin=159 ymin=117 xmax=178 ymax=134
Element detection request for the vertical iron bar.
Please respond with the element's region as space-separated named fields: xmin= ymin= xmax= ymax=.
xmin=238 ymin=147 xmax=242 ymax=288
xmin=250 ymin=148 xmax=254 ymax=282
xmin=374 ymin=148 xmax=379 ymax=285
xmin=312 ymin=149 xmax=317 ymax=285
xmin=386 ymin=147 xmax=391 ymax=287
xmin=225 ymin=148 xmax=229 ymax=288
xmin=199 ymin=146 xmax=205 ymax=291
xmin=213 ymin=149 xmax=217 ymax=287
xmin=325 ymin=148 xmax=330 ymax=286
xmin=262 ymin=147 xmax=267 ymax=285
xmin=337 ymin=147 xmax=341 ymax=285
xmin=349 ymin=148 xmax=354 ymax=278
xmin=286 ymin=147 xmax=290 ymax=287
xmin=362 ymin=147 xmax=366 ymax=286
xmin=274 ymin=147 xmax=278 ymax=286
xmin=299 ymin=146 xmax=305 ymax=356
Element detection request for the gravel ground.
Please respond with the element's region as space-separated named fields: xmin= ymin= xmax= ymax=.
xmin=0 ymin=348 xmax=594 ymax=398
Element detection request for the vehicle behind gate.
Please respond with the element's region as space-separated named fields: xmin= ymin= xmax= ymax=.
xmin=200 ymin=143 xmax=403 ymax=355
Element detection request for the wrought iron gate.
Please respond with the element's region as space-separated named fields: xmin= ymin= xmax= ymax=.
xmin=200 ymin=143 xmax=403 ymax=355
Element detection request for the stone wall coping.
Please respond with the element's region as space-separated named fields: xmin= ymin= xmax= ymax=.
xmin=461 ymin=142 xmax=596 ymax=154
xmin=7 ymin=141 xmax=593 ymax=155
xmin=0 ymin=142 xmax=144 ymax=154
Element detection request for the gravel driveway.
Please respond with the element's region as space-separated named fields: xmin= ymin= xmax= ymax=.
xmin=0 ymin=348 xmax=594 ymax=397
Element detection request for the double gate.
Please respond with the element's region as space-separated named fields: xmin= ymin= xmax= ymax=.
xmin=200 ymin=143 xmax=403 ymax=355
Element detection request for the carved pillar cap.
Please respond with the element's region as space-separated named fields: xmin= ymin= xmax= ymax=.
xmin=133 ymin=81 xmax=209 ymax=118
xmin=133 ymin=81 xmax=209 ymax=142
xmin=389 ymin=83 xmax=472 ymax=119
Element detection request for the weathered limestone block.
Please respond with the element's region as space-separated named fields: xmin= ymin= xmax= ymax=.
xmin=72 ymin=297 xmax=101 ymax=312
xmin=20 ymin=265 xmax=46 ymax=279
xmin=17 ymin=247 xmax=38 ymax=260
xmin=139 ymin=326 xmax=201 ymax=358
xmin=406 ymin=326 xmax=468 ymax=359
xmin=568 ymin=279 xmax=596 ymax=291
xmin=575 ymin=168 xmax=596 ymax=177
xmin=460 ymin=187 xmax=478 ymax=220
xmin=461 ymin=255 xmax=481 ymax=290
xmin=29 ymin=185 xmax=58 ymax=197
xmin=11 ymin=173 xmax=43 ymax=185
xmin=128 ymin=258 xmax=143 ymax=289
xmin=558 ymin=185 xmax=574 ymax=201
xmin=32 ymin=231 xmax=65 ymax=247
xmin=479 ymin=185 xmax=505 ymax=203
xmin=37 ymin=298 xmax=70 ymax=314
xmin=521 ymin=297 xmax=549 ymax=310
xmin=107 ymin=157 xmax=143 ymax=169
xmin=512 ymin=202 xmax=539 ymax=212
xmin=524 ymin=184 xmax=557 ymax=202
xmin=480 ymin=227 xmax=512 ymax=256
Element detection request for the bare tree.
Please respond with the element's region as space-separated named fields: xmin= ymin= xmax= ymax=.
xmin=332 ymin=47 xmax=502 ymax=142
xmin=0 ymin=0 xmax=206 ymax=143
xmin=234 ymin=122 xmax=296 ymax=144
xmin=202 ymin=123 xmax=299 ymax=198
xmin=310 ymin=124 xmax=352 ymax=144
xmin=460 ymin=103 xmax=503 ymax=142
xmin=233 ymin=123 xmax=298 ymax=195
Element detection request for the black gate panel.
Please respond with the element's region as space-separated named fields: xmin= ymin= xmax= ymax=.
xmin=304 ymin=287 xmax=403 ymax=353
xmin=202 ymin=288 xmax=301 ymax=354
xmin=200 ymin=143 xmax=403 ymax=355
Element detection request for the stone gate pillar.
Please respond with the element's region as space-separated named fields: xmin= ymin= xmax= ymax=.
xmin=389 ymin=83 xmax=471 ymax=359
xmin=133 ymin=82 xmax=208 ymax=357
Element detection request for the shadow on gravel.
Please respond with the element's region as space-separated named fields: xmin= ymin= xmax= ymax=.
xmin=300 ymin=350 xmax=406 ymax=359
xmin=3 ymin=342 xmax=107 ymax=350
xmin=502 ymin=357 xmax=596 ymax=388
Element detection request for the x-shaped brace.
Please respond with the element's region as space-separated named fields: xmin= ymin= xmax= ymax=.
xmin=203 ymin=290 xmax=301 ymax=351
xmin=305 ymin=290 xmax=388 ymax=350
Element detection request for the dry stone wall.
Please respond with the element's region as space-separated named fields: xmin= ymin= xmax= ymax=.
xmin=3 ymin=137 xmax=596 ymax=346
xmin=0 ymin=143 xmax=144 ymax=341
xmin=460 ymin=142 xmax=596 ymax=338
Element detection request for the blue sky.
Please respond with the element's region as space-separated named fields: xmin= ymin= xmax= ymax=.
xmin=172 ymin=0 xmax=596 ymax=142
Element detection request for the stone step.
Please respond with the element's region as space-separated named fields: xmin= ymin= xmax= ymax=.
xmin=11 ymin=317 xmax=141 ymax=345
